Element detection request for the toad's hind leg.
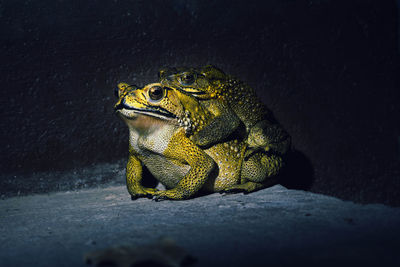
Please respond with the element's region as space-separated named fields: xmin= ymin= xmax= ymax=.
xmin=223 ymin=153 xmax=282 ymax=193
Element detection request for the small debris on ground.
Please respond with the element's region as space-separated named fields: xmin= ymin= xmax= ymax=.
xmin=84 ymin=237 xmax=196 ymax=267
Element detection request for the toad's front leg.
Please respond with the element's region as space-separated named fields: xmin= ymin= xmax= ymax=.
xmin=153 ymin=129 xmax=215 ymax=200
xmin=126 ymin=149 xmax=158 ymax=200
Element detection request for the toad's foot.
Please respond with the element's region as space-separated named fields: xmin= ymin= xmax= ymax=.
xmin=152 ymin=188 xmax=191 ymax=201
xmin=129 ymin=187 xmax=158 ymax=200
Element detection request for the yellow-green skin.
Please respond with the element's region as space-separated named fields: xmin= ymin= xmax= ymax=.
xmin=158 ymin=65 xmax=291 ymax=157
xmin=159 ymin=66 xmax=291 ymax=191
xmin=115 ymin=82 xmax=282 ymax=200
xmin=115 ymin=84 xmax=261 ymax=199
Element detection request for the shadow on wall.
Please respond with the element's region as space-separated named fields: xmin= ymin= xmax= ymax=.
xmin=280 ymin=149 xmax=315 ymax=191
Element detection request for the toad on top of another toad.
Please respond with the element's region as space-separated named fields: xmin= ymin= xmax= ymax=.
xmin=114 ymin=80 xmax=286 ymax=200
xmin=158 ymin=65 xmax=291 ymax=158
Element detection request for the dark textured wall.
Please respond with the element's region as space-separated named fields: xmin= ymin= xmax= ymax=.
xmin=1 ymin=0 xmax=399 ymax=204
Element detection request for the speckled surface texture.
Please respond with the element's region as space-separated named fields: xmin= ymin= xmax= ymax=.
xmin=1 ymin=185 xmax=400 ymax=267
xmin=0 ymin=0 xmax=399 ymax=205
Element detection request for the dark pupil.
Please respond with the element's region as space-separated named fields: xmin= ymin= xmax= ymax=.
xmin=183 ymin=74 xmax=193 ymax=81
xmin=181 ymin=73 xmax=195 ymax=84
xmin=149 ymin=86 xmax=164 ymax=100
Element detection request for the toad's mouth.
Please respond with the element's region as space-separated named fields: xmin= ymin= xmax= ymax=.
xmin=172 ymin=87 xmax=207 ymax=97
xmin=115 ymin=101 xmax=177 ymax=121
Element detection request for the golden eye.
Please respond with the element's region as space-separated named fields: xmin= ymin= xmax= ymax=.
xmin=179 ymin=72 xmax=196 ymax=86
xmin=148 ymin=86 xmax=165 ymax=101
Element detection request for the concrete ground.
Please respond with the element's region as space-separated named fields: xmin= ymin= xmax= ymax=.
xmin=1 ymin=185 xmax=400 ymax=267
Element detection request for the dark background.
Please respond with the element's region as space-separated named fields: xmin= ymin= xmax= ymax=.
xmin=0 ymin=0 xmax=399 ymax=205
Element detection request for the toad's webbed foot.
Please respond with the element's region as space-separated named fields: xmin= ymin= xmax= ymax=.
xmin=152 ymin=187 xmax=192 ymax=201
xmin=128 ymin=187 xmax=158 ymax=200
xmin=153 ymin=195 xmax=169 ymax=202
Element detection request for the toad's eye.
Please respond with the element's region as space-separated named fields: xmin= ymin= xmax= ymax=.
xmin=179 ymin=72 xmax=196 ymax=86
xmin=148 ymin=86 xmax=165 ymax=101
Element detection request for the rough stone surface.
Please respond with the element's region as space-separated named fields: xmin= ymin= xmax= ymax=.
xmin=0 ymin=161 xmax=126 ymax=199
xmin=1 ymin=185 xmax=399 ymax=267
